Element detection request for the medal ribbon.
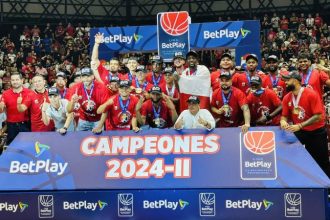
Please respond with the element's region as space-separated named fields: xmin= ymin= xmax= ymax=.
xmin=291 ymin=87 xmax=304 ymax=109
xmin=119 ymin=96 xmax=130 ymax=113
xmin=83 ymin=82 xmax=94 ymax=100
xmin=221 ymin=90 xmax=232 ymax=105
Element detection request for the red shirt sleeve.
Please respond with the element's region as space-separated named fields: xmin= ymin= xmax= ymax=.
xmin=318 ymin=70 xmax=329 ymax=85
xmin=140 ymin=101 xmax=149 ymax=117
xmin=281 ymin=94 xmax=290 ymax=117
xmin=310 ymin=90 xmax=324 ymax=114
xmin=236 ymin=89 xmax=248 ymax=107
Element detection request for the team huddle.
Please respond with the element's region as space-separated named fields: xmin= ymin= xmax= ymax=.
xmin=1 ymin=32 xmax=330 ymax=177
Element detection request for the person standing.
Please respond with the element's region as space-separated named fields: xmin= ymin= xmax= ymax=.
xmin=0 ymin=73 xmax=31 ymax=144
xmin=41 ymin=87 xmax=74 ymax=134
xmin=17 ymin=74 xmax=55 ymax=132
xmin=136 ymin=86 xmax=178 ymax=129
xmin=281 ymin=71 xmax=330 ymax=178
xmin=67 ymin=67 xmax=108 ymax=132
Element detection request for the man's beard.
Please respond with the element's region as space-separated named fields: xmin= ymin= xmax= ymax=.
xmin=286 ymin=84 xmax=295 ymax=92
xmin=221 ymin=85 xmax=230 ymax=91
xmin=269 ymin=65 xmax=278 ymax=72
xmin=152 ymin=97 xmax=161 ymax=103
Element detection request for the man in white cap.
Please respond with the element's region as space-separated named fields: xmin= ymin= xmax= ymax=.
xmin=174 ymin=95 xmax=215 ymax=130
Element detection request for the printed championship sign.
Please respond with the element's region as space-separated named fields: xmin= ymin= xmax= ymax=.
xmin=0 ymin=127 xmax=329 ymax=190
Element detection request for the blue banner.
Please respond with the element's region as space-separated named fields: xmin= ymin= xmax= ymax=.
xmin=157 ymin=11 xmax=190 ymax=62
xmin=0 ymin=127 xmax=329 ymax=191
xmin=0 ymin=189 xmax=327 ymax=220
xmin=90 ymin=20 xmax=260 ymax=64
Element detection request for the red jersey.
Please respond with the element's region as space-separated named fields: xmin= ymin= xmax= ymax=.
xmin=131 ymin=79 xmax=154 ymax=97
xmin=105 ymin=94 xmax=138 ymax=130
xmin=22 ymin=90 xmax=54 ymax=132
xmin=2 ymin=88 xmax=31 ymax=123
xmin=300 ymin=69 xmax=329 ymax=101
xmin=211 ymin=86 xmax=247 ymax=127
xmin=211 ymin=69 xmax=240 ymax=91
xmin=146 ymin=72 xmax=165 ymax=87
xmin=141 ymin=99 xmax=173 ymax=128
xmin=247 ymin=88 xmax=282 ymax=126
xmin=67 ymin=81 xmax=109 ymax=122
xmin=267 ymin=71 xmax=288 ymax=100
xmin=58 ymin=87 xmax=69 ymax=99
xmin=232 ymin=71 xmax=272 ymax=95
xmin=282 ymin=87 xmax=325 ymax=131
xmin=98 ymin=65 xmax=133 ymax=85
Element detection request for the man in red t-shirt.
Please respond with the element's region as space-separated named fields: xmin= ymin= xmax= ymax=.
xmin=17 ymin=75 xmax=54 ymax=132
xmin=266 ymin=55 xmax=288 ymax=100
xmin=281 ymin=71 xmax=330 ymax=178
xmin=161 ymin=67 xmax=180 ymax=113
xmin=247 ymin=75 xmax=282 ymax=126
xmin=211 ymin=71 xmax=250 ymax=133
xmin=210 ymin=53 xmax=237 ymax=91
xmin=232 ymin=54 xmax=271 ymax=95
xmin=136 ymin=86 xmax=178 ymax=129
xmin=0 ymin=73 xmax=31 ymax=144
xmin=106 ymin=75 xmax=120 ymax=98
xmin=91 ymin=33 xmax=133 ymax=85
xmin=131 ymin=65 xmax=153 ymax=99
xmin=67 ymin=67 xmax=108 ymax=132
xmin=297 ymin=53 xmax=330 ymax=101
xmin=146 ymin=55 xmax=165 ymax=87
xmin=97 ymin=80 xmax=139 ymax=131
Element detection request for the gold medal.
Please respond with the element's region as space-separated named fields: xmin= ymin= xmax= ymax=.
xmin=293 ymin=107 xmax=300 ymax=115
xmin=135 ymin=88 xmax=142 ymax=94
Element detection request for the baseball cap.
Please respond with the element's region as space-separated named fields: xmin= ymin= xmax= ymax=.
xmin=150 ymin=86 xmax=162 ymax=94
xmin=136 ymin=65 xmax=147 ymax=73
xmin=119 ymin=80 xmax=131 ymax=88
xmin=219 ymin=71 xmax=232 ymax=79
xmin=164 ymin=67 xmax=173 ymax=74
xmin=281 ymin=71 xmax=302 ymax=81
xmin=109 ymin=75 xmax=120 ymax=83
xmin=220 ymin=53 xmax=233 ymax=60
xmin=74 ymin=70 xmax=81 ymax=78
xmin=246 ymin=54 xmax=259 ymax=62
xmin=151 ymin=55 xmax=163 ymax=64
xmin=81 ymin=67 xmax=93 ymax=76
xmin=187 ymin=95 xmax=200 ymax=104
xmin=56 ymin=71 xmax=67 ymax=78
xmin=173 ymin=52 xmax=185 ymax=60
xmin=266 ymin=55 xmax=278 ymax=62
xmin=48 ymin=87 xmax=60 ymax=96
xmin=250 ymin=75 xmax=262 ymax=85
xmin=186 ymin=50 xmax=199 ymax=58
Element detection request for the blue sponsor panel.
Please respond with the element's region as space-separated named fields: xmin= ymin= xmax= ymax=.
xmin=0 ymin=127 xmax=329 ymax=190
xmin=90 ymin=20 xmax=260 ymax=61
xmin=157 ymin=12 xmax=190 ymax=62
xmin=0 ymin=189 xmax=326 ymax=220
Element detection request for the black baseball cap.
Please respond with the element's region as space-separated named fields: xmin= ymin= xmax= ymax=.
xmin=187 ymin=95 xmax=200 ymax=104
xmin=56 ymin=71 xmax=67 ymax=79
xmin=186 ymin=50 xmax=199 ymax=58
xmin=109 ymin=76 xmax=120 ymax=83
xmin=151 ymin=55 xmax=163 ymax=64
xmin=281 ymin=71 xmax=302 ymax=81
xmin=173 ymin=52 xmax=185 ymax=60
xmin=48 ymin=87 xmax=60 ymax=96
xmin=220 ymin=53 xmax=233 ymax=60
xmin=81 ymin=67 xmax=93 ymax=76
xmin=119 ymin=80 xmax=131 ymax=88
xmin=136 ymin=65 xmax=147 ymax=73
xmin=150 ymin=86 xmax=162 ymax=94
xmin=164 ymin=67 xmax=173 ymax=74
xmin=250 ymin=75 xmax=262 ymax=85
xmin=219 ymin=71 xmax=232 ymax=79
xmin=246 ymin=54 xmax=259 ymax=62
xmin=266 ymin=55 xmax=278 ymax=62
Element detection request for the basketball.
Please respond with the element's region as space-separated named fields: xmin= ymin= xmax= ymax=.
xmin=160 ymin=12 xmax=189 ymax=36
xmin=243 ymin=131 xmax=275 ymax=155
